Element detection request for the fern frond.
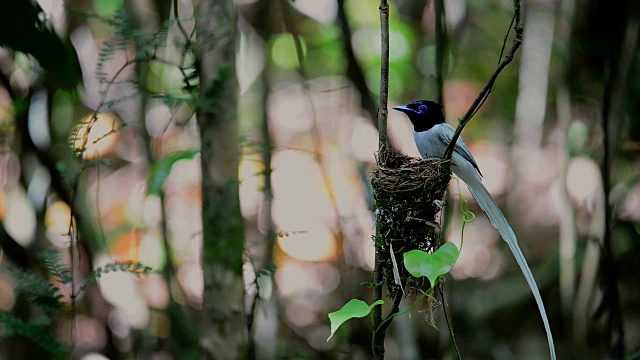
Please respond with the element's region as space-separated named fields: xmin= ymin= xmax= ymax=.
xmin=80 ymin=261 xmax=153 ymax=293
xmin=55 ymin=161 xmax=80 ymax=187
xmin=38 ymin=250 xmax=72 ymax=284
xmin=0 ymin=313 xmax=66 ymax=360
xmin=0 ymin=267 xmax=64 ymax=314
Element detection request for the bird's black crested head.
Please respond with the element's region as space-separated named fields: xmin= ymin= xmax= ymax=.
xmin=393 ymin=100 xmax=445 ymax=132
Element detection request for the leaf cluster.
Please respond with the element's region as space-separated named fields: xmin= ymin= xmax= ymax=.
xmin=0 ymin=313 xmax=65 ymax=360
xmin=80 ymin=261 xmax=153 ymax=293
xmin=0 ymin=250 xmax=153 ymax=358
xmin=328 ymin=243 xmax=460 ymax=342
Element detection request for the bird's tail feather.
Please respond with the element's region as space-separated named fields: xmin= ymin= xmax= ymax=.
xmin=466 ymin=180 xmax=556 ymax=360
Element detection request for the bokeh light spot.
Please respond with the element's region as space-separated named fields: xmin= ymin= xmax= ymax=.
xmin=2 ymin=187 xmax=36 ymax=246
xmin=72 ymin=113 xmax=119 ymax=159
xmin=270 ymin=35 xmax=307 ymax=69
xmin=277 ymin=225 xmax=336 ymax=262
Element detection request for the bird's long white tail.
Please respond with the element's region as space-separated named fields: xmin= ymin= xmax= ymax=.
xmin=465 ymin=178 xmax=556 ymax=360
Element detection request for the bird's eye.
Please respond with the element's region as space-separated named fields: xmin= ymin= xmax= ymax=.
xmin=418 ymin=104 xmax=428 ymax=113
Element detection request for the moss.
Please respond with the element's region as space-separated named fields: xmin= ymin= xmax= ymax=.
xmin=201 ymin=179 xmax=244 ymax=274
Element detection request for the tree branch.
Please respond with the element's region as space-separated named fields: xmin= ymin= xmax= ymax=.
xmin=599 ymin=40 xmax=625 ymax=360
xmin=278 ymin=0 xmax=348 ymax=247
xmin=336 ymin=0 xmax=378 ymax=125
xmin=376 ymin=1 xmax=390 ymax=151
xmin=373 ymin=1 xmax=390 ymax=359
xmin=443 ymin=0 xmax=522 ymax=160
xmin=434 ymin=0 xmax=447 ymax=105
xmin=377 ymin=287 xmax=403 ymax=334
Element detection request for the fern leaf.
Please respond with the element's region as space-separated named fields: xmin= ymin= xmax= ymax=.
xmin=0 ymin=313 xmax=67 ymax=360
xmin=79 ymin=261 xmax=153 ymax=293
xmin=38 ymin=250 xmax=72 ymax=284
xmin=0 ymin=267 xmax=64 ymax=314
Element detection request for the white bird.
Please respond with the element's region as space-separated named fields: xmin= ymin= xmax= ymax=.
xmin=394 ymin=100 xmax=556 ymax=360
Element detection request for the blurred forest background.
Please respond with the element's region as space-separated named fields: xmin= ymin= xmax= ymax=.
xmin=0 ymin=0 xmax=639 ymax=359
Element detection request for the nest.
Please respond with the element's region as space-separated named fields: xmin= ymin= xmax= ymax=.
xmin=371 ymin=148 xmax=451 ymax=298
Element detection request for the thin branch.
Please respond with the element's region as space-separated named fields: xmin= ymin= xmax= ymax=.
xmin=377 ymin=1 xmax=390 ymax=150
xmin=134 ymin=57 xmax=179 ymax=300
xmin=372 ymin=287 xmax=434 ymax=355
xmin=336 ymin=0 xmax=378 ymax=125
xmin=246 ymin=273 xmax=260 ymax=354
xmin=438 ymin=282 xmax=461 ymax=359
xmin=434 ymin=6 xmax=460 ymax=357
xmin=173 ymin=0 xmax=190 ymax=41
xmin=599 ymin=49 xmax=625 ymax=360
xmin=497 ymin=10 xmax=517 ymax=66
xmin=278 ymin=0 xmax=346 ymax=241
xmin=434 ymin=0 xmax=447 ymax=105
xmin=373 ymin=1 xmax=390 ymax=359
xmin=377 ymin=286 xmax=403 ymax=333
xmin=443 ymin=0 xmax=522 ymax=160
xmin=74 ymin=58 xmax=135 ymax=157
xmin=434 ymin=0 xmax=454 ymax=260
xmin=247 ymin=73 xmax=277 ymax=356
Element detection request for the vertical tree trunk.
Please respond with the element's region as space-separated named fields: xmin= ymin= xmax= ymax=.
xmin=194 ymin=1 xmax=246 ymax=359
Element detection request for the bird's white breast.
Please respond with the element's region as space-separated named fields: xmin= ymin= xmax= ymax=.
xmin=412 ymin=123 xmax=482 ymax=185
xmin=413 ymin=123 xmax=447 ymax=160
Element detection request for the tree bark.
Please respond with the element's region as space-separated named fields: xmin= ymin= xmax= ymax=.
xmin=194 ymin=1 xmax=246 ymax=359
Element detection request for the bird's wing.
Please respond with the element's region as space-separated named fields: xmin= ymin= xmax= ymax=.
xmin=438 ymin=124 xmax=483 ymax=177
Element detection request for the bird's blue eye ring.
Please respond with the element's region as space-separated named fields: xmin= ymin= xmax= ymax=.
xmin=418 ymin=104 xmax=428 ymax=113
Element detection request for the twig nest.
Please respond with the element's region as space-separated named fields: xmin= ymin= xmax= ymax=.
xmin=371 ymin=148 xmax=451 ymax=297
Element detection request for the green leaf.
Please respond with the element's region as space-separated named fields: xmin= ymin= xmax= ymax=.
xmin=93 ymin=0 xmax=124 ymax=16
xmin=147 ymin=151 xmax=198 ymax=195
xmin=327 ymin=299 xmax=384 ymax=341
xmin=403 ymin=243 xmax=460 ymax=287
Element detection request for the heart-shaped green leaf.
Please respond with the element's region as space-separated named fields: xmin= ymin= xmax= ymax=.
xmin=403 ymin=243 xmax=460 ymax=287
xmin=327 ymin=299 xmax=384 ymax=341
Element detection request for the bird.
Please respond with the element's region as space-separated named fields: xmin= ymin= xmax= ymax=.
xmin=394 ymin=100 xmax=556 ymax=360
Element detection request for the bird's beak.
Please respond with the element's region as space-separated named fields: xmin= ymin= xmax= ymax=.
xmin=393 ymin=105 xmax=416 ymax=114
